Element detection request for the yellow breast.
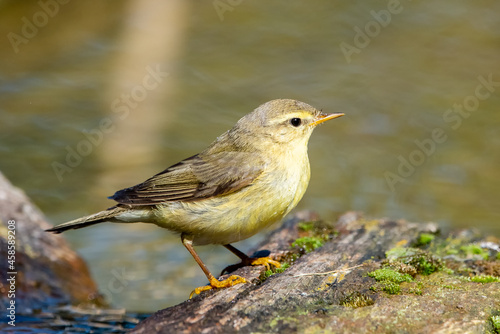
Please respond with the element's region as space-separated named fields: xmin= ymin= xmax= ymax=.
xmin=153 ymin=145 xmax=311 ymax=245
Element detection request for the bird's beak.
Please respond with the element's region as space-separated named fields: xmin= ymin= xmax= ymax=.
xmin=310 ymin=112 xmax=345 ymax=127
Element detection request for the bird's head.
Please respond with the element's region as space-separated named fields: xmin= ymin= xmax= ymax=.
xmin=234 ymin=99 xmax=344 ymax=147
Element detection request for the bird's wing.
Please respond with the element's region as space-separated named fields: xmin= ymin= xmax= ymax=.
xmin=109 ymin=152 xmax=265 ymax=205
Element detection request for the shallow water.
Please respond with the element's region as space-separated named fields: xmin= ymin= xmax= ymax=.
xmin=1 ymin=1 xmax=499 ymax=313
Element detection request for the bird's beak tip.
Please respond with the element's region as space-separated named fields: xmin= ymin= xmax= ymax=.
xmin=311 ymin=112 xmax=345 ymax=126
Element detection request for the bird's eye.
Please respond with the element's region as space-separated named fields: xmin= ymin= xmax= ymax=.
xmin=290 ymin=118 xmax=302 ymax=127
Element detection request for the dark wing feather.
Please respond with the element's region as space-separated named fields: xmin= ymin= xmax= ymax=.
xmin=109 ymin=152 xmax=264 ymax=205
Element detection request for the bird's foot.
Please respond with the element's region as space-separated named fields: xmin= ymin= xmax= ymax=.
xmin=221 ymin=256 xmax=281 ymax=275
xmin=189 ymin=275 xmax=247 ymax=299
xmin=249 ymin=257 xmax=281 ymax=271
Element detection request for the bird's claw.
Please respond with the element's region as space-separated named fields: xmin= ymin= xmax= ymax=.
xmin=250 ymin=257 xmax=281 ymax=271
xmin=189 ymin=275 xmax=247 ymax=298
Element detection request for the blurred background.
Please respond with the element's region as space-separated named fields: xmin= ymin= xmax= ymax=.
xmin=0 ymin=0 xmax=499 ymax=313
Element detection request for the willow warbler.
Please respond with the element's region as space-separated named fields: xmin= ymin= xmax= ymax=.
xmin=47 ymin=99 xmax=344 ymax=297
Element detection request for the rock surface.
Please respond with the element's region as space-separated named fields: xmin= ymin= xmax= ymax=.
xmin=0 ymin=172 xmax=101 ymax=314
xmin=131 ymin=211 xmax=500 ymax=334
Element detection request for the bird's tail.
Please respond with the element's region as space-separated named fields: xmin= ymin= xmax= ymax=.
xmin=46 ymin=206 xmax=128 ymax=234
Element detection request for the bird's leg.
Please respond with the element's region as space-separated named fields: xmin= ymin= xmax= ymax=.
xmin=222 ymin=244 xmax=281 ymax=274
xmin=181 ymin=234 xmax=247 ymax=298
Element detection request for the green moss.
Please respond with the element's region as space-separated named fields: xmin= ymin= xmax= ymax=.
xmin=290 ymin=221 xmax=333 ymax=257
xmin=460 ymin=244 xmax=489 ymax=260
xmin=386 ymin=247 xmax=414 ymax=260
xmin=491 ymin=315 xmax=500 ymax=332
xmin=442 ymin=267 xmax=454 ymax=275
xmin=417 ymin=233 xmax=435 ymax=246
xmin=340 ymin=292 xmax=374 ymax=308
xmin=497 ymin=253 xmax=500 ymax=260
xmin=385 ymin=262 xmax=417 ymax=277
xmin=298 ymin=221 xmax=315 ymax=232
xmin=368 ymin=268 xmax=413 ymax=284
xmin=276 ymin=262 xmax=290 ymax=273
xmin=261 ymin=262 xmax=290 ymax=280
xmin=417 ymin=258 xmax=438 ymax=275
xmin=370 ymin=281 xmax=402 ymax=294
xmin=429 ymin=234 xmax=478 ymax=259
xmin=261 ymin=270 xmax=273 ymax=280
xmin=368 ymin=268 xmax=413 ymax=294
xmin=408 ymin=282 xmax=424 ymax=295
xmin=296 ymin=220 xmax=337 ymax=242
xmin=382 ymin=281 xmax=401 ymax=294
xmin=292 ymin=237 xmax=325 ymax=253
xmin=385 ymin=247 xmax=442 ymax=275
xmin=367 ymin=259 xmax=445 ymax=296
xmin=469 ymin=275 xmax=500 ymax=283
xmin=442 ymin=284 xmax=458 ymax=289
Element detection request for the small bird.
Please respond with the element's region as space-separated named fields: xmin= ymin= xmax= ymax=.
xmin=47 ymin=99 xmax=344 ymax=297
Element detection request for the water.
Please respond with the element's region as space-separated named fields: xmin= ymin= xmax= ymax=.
xmin=1 ymin=0 xmax=499 ymax=314
xmin=0 ymin=306 xmax=148 ymax=333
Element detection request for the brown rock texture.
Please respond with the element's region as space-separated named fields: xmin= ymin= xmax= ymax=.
xmin=0 ymin=172 xmax=101 ymax=314
xmin=131 ymin=212 xmax=500 ymax=334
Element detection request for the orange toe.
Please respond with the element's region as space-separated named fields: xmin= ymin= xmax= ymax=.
xmin=250 ymin=257 xmax=281 ymax=271
xmin=189 ymin=275 xmax=247 ymax=298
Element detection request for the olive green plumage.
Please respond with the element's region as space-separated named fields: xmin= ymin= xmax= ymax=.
xmin=47 ymin=99 xmax=344 ymax=295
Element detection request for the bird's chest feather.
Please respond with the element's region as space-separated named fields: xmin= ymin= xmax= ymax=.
xmin=155 ymin=145 xmax=311 ymax=245
xmin=265 ymin=147 xmax=310 ymax=214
